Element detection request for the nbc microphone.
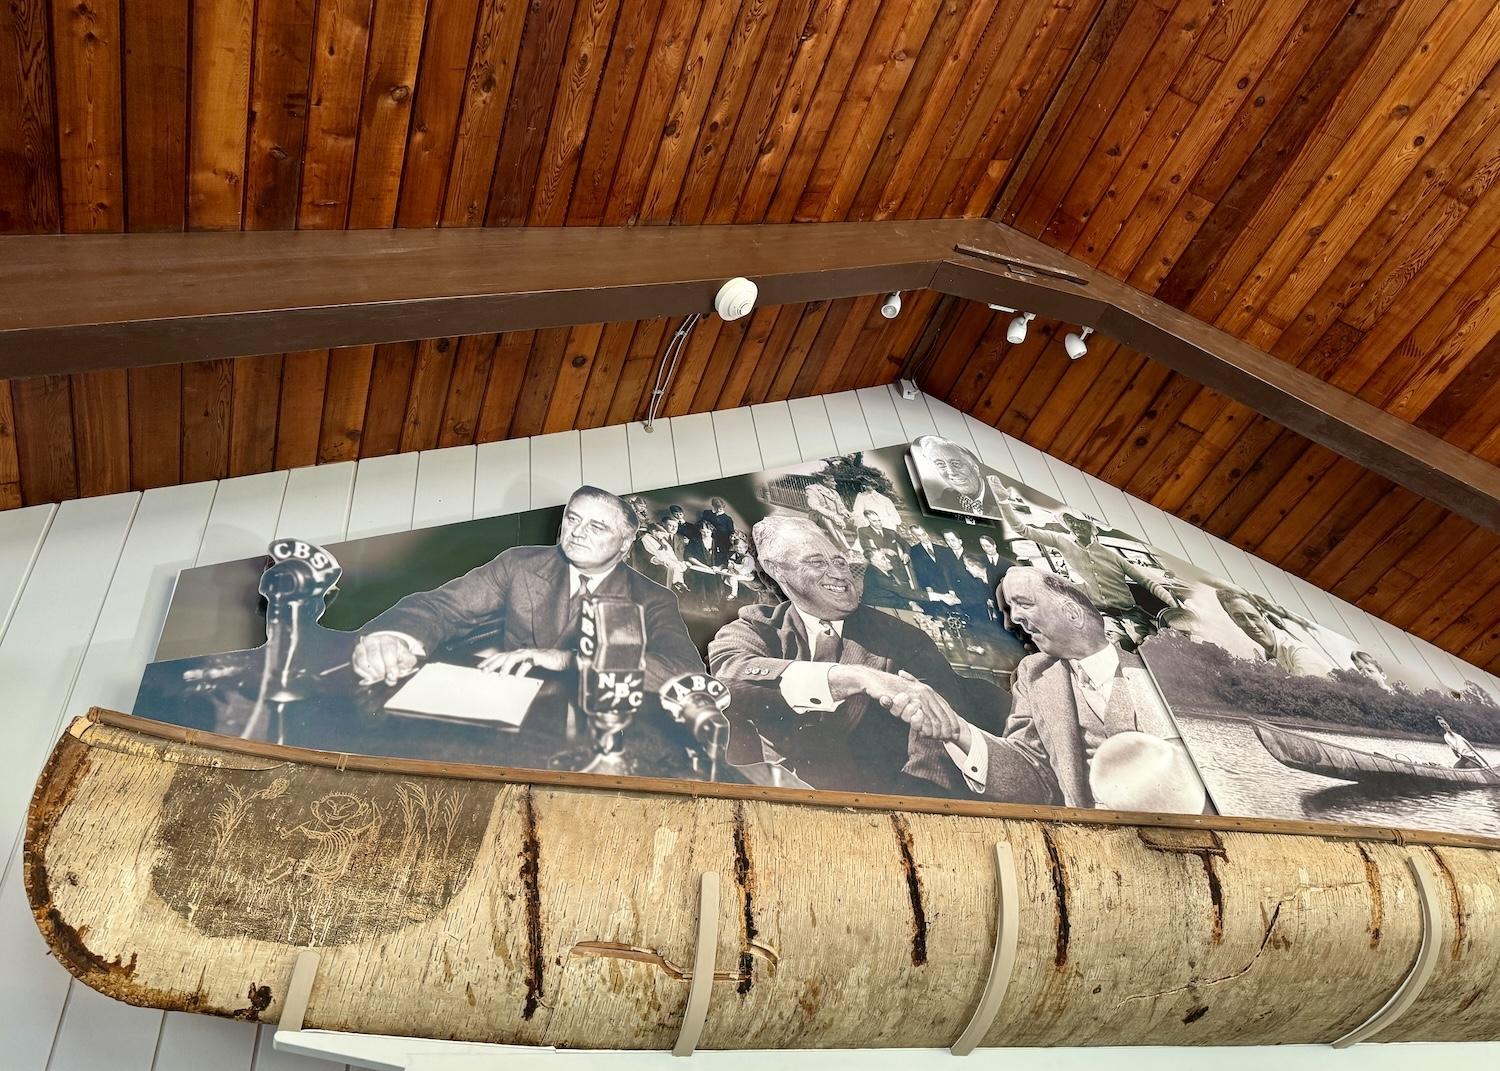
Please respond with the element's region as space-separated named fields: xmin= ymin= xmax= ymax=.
xmin=576 ymin=597 xmax=647 ymax=752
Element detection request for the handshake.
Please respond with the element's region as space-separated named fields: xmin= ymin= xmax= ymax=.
xmin=826 ymin=664 xmax=972 ymax=750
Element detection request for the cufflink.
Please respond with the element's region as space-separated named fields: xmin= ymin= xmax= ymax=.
xmin=809 ymin=697 xmax=822 ymax=705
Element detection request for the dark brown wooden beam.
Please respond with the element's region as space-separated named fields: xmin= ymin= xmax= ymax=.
xmin=936 ymin=225 xmax=1500 ymax=533
xmin=4 ymin=217 xmax=1500 ymax=531
xmin=0 ymin=219 xmax=984 ymax=375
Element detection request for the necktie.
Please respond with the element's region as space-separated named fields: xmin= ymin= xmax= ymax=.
xmin=813 ymin=618 xmax=842 ymax=662
xmin=1069 ymin=665 xmax=1105 ymax=725
xmin=566 ymin=577 xmax=588 ymax=636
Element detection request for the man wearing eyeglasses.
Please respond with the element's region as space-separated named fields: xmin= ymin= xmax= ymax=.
xmin=351 ymin=485 xmax=703 ymax=691
xmin=912 ymin=434 xmax=999 ymax=518
xmin=707 ymin=514 xmax=997 ymax=795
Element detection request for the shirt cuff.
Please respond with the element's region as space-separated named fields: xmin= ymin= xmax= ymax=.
xmin=943 ymin=727 xmax=988 ymax=793
xmin=779 ymin=661 xmax=841 ymax=713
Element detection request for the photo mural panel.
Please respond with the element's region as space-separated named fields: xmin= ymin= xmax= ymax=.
xmin=136 ymin=439 xmax=1500 ymax=835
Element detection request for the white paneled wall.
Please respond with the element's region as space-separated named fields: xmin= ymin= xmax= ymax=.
xmin=1 ymin=389 xmax=1495 ymax=1071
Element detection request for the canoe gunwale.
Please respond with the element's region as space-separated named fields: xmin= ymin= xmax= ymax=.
xmin=22 ymin=709 xmax=1500 ymax=1047
xmin=80 ymin=706 xmax=1500 ymax=852
xmin=1251 ymin=718 xmax=1500 ymax=789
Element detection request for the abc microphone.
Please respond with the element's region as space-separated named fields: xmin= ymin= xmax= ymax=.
xmin=659 ymin=673 xmax=731 ymax=780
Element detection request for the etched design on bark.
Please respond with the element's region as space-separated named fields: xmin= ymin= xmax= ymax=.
xmin=151 ymin=765 xmax=496 ymax=945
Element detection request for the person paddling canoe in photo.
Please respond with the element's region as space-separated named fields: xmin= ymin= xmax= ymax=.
xmin=1436 ymin=716 xmax=1492 ymax=770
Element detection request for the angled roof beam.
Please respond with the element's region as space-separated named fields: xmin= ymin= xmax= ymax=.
xmin=936 ymin=224 xmax=1500 ymax=533
xmin=0 ymin=220 xmax=979 ymax=375
xmin=2 ymin=218 xmax=1498 ymax=529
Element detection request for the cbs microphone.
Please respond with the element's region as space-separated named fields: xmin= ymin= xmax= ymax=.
xmin=245 ymin=539 xmax=343 ymax=743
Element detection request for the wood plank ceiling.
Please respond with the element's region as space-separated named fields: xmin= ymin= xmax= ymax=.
xmin=3 ymin=0 xmax=1500 ymax=671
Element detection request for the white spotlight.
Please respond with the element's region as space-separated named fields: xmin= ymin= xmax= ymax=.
xmin=1007 ymin=311 xmax=1035 ymax=345
xmin=880 ymin=291 xmax=902 ymax=319
xmin=1064 ymin=326 xmax=1093 ymax=360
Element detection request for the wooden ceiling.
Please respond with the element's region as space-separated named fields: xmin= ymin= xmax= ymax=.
xmin=3 ymin=0 xmax=1500 ymax=670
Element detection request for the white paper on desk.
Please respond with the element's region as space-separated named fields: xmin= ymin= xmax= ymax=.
xmin=384 ymin=662 xmax=543 ymax=727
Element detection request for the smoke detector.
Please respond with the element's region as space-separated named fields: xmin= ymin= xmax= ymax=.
xmin=714 ymin=277 xmax=758 ymax=321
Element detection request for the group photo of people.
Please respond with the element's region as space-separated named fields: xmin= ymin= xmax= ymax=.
xmin=627 ymin=494 xmax=763 ymax=619
xmin=131 ymin=437 xmax=1498 ymax=835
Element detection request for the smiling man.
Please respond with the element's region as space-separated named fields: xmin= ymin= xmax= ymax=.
xmin=912 ymin=434 xmax=997 ymax=517
xmin=352 ymin=485 xmax=703 ymax=691
xmin=1216 ymin=589 xmax=1333 ymax=678
xmin=707 ymin=514 xmax=994 ymax=794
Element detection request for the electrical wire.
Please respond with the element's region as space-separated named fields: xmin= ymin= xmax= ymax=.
xmin=643 ymin=312 xmax=702 ymax=432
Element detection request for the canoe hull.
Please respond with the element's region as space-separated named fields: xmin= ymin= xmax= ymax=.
xmin=24 ymin=710 xmax=1500 ymax=1048
xmin=1251 ymin=719 xmax=1500 ymax=788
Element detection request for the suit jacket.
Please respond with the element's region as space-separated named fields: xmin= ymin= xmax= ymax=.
xmin=700 ymin=510 xmax=736 ymax=542
xmin=980 ymin=552 xmax=1011 ymax=591
xmin=707 ymin=602 xmax=988 ymax=794
xmin=909 ymin=647 xmax=1150 ymax=808
xmin=862 ymin=567 xmax=922 ymax=610
xmin=910 ymin=543 xmax=950 ymax=593
xmin=940 ymin=547 xmax=974 ymax=591
xmin=860 ymin=526 xmax=902 ymax=560
xmin=365 ymin=544 xmax=704 ymax=692
xmin=952 ymin=570 xmax=997 ymax=620
xmin=685 ymin=529 xmax=729 ymax=570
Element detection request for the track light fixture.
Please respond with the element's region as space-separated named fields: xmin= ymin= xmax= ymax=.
xmin=880 ymin=291 xmax=902 ymax=319
xmin=1064 ymin=326 xmax=1093 ymax=360
xmin=986 ymin=303 xmax=1036 ymax=344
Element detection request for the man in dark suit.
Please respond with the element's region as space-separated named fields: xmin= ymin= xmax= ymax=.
xmin=939 ymin=529 xmax=974 ymax=588
xmin=906 ymin=525 xmax=960 ymax=608
xmin=907 ymin=567 xmax=1203 ymax=811
xmin=352 ymin=486 xmax=704 ymax=692
xmin=861 ymin=548 xmax=924 ymax=611
xmin=859 ymin=509 xmax=902 ymax=560
xmin=952 ymin=553 xmax=998 ymax=621
xmin=977 ymin=533 xmax=1011 ymax=590
xmin=707 ymin=515 xmax=995 ymax=795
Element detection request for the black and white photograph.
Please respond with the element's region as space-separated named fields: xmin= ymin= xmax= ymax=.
xmin=134 ymin=447 xmax=1050 ymax=800
xmin=908 ymin=432 xmax=1015 ymax=521
xmin=1139 ymin=559 xmax=1500 ymax=838
xmin=131 ymin=439 xmax=1499 ymax=834
xmin=136 ymin=486 xmax=731 ymax=782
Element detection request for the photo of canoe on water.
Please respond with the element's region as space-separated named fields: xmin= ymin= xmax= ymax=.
xmin=1141 ymin=628 xmax=1500 ymax=838
xmin=1250 ymin=719 xmax=1500 ymax=789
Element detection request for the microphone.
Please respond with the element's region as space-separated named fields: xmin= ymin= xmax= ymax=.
xmin=659 ymin=673 xmax=731 ymax=778
xmin=247 ymin=539 xmax=343 ymax=742
xmin=576 ymin=596 xmax=647 ymax=754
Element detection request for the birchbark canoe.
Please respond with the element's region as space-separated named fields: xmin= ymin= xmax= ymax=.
xmin=1252 ymin=719 xmax=1500 ymax=788
xmin=24 ymin=708 xmax=1500 ymax=1049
